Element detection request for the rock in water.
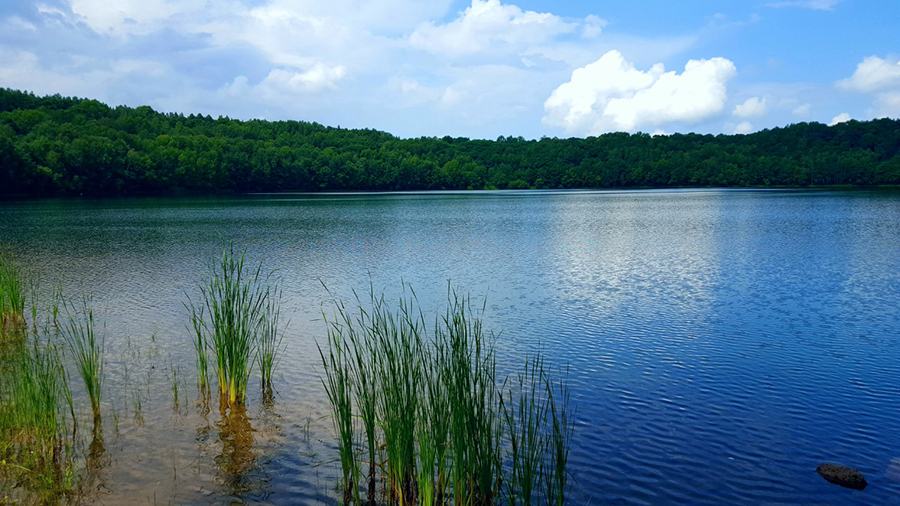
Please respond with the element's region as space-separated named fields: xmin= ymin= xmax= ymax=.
xmin=816 ymin=463 xmax=868 ymax=490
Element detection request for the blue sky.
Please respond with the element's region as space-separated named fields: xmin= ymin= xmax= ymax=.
xmin=1 ymin=0 xmax=898 ymax=139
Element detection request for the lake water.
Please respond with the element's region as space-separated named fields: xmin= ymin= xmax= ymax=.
xmin=2 ymin=189 xmax=900 ymax=505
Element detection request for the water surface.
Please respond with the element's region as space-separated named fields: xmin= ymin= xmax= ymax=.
xmin=2 ymin=189 xmax=899 ymax=505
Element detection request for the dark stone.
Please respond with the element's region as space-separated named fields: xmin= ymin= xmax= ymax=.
xmin=816 ymin=463 xmax=868 ymax=490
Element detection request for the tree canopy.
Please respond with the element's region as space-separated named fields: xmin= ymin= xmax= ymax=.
xmin=1 ymin=87 xmax=898 ymax=197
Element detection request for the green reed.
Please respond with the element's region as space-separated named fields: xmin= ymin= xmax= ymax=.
xmin=187 ymin=244 xmax=280 ymax=406
xmin=336 ymin=290 xmax=380 ymax=506
xmin=319 ymin=319 xmax=358 ymax=505
xmin=544 ymin=368 xmax=574 ymax=506
xmin=418 ymin=343 xmax=450 ymax=506
xmin=0 ymin=250 xmax=25 ymax=332
xmin=503 ymin=357 xmax=548 ymax=506
xmin=60 ymin=296 xmax=105 ymax=424
xmin=320 ymin=284 xmax=576 ymax=506
xmin=0 ymin=336 xmax=75 ymax=500
xmin=439 ymin=289 xmax=503 ymax=506
xmin=377 ymin=293 xmax=423 ymax=505
xmin=258 ymin=285 xmax=284 ymax=398
xmin=189 ymin=303 xmax=211 ymax=396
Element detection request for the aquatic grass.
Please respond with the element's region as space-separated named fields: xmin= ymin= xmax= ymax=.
xmin=258 ymin=285 xmax=285 ymax=398
xmin=333 ymin=289 xmax=380 ymax=506
xmin=0 ymin=335 xmax=75 ymax=501
xmin=319 ymin=318 xmax=358 ymax=505
xmin=374 ymin=292 xmax=424 ymax=505
xmin=1 ymin=338 xmax=69 ymax=442
xmin=503 ymin=357 xmax=548 ymax=506
xmin=186 ymin=243 xmax=281 ymax=406
xmin=320 ymin=285 xmax=501 ymax=506
xmin=188 ymin=303 xmax=211 ymax=396
xmin=319 ymin=283 xmax=575 ymax=506
xmin=29 ymin=278 xmax=39 ymax=334
xmin=418 ymin=343 xmax=451 ymax=506
xmin=51 ymin=285 xmax=62 ymax=328
xmin=0 ymin=250 xmax=26 ymax=333
xmin=438 ymin=288 xmax=503 ymax=506
xmin=544 ymin=367 xmax=574 ymax=506
xmin=59 ymin=296 xmax=105 ymax=425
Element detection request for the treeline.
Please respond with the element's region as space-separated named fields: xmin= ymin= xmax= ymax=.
xmin=1 ymin=87 xmax=899 ymax=197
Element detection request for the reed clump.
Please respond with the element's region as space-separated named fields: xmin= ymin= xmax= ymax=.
xmin=187 ymin=243 xmax=284 ymax=406
xmin=0 ymin=336 xmax=76 ymax=502
xmin=0 ymin=250 xmax=26 ymax=333
xmin=59 ymin=296 xmax=105 ymax=425
xmin=320 ymin=284 xmax=576 ymax=506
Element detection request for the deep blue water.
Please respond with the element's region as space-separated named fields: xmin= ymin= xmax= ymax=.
xmin=1 ymin=189 xmax=899 ymax=504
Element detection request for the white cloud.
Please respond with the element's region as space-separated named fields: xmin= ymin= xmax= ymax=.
xmin=838 ymin=56 xmax=900 ymax=93
xmin=733 ymin=96 xmax=767 ymax=118
xmin=876 ymin=93 xmax=900 ymax=117
xmin=543 ymin=50 xmax=736 ymax=135
xmin=0 ymin=0 xmax=722 ymax=138
xmin=67 ymin=0 xmax=208 ymax=36
xmin=766 ymin=0 xmax=841 ymax=10
xmin=734 ymin=121 xmax=754 ymax=134
xmin=830 ymin=112 xmax=851 ymax=125
xmin=837 ymin=55 xmax=900 ymax=118
xmin=220 ymin=63 xmax=348 ymax=106
xmin=441 ymin=86 xmax=463 ymax=108
xmin=260 ymin=64 xmax=348 ymax=95
xmin=582 ymin=15 xmax=606 ymax=39
xmin=409 ymin=0 xmax=576 ymax=57
xmin=793 ymin=103 xmax=812 ymax=116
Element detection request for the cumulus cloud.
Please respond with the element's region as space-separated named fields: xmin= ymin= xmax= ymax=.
xmin=542 ymin=50 xmax=736 ymax=135
xmin=734 ymin=121 xmax=754 ymax=134
xmin=766 ymin=0 xmax=842 ymax=10
xmin=733 ymin=96 xmax=767 ymax=118
xmin=793 ymin=103 xmax=812 ymax=116
xmin=258 ymin=64 xmax=348 ymax=95
xmin=876 ymin=93 xmax=900 ymax=116
xmin=837 ymin=55 xmax=900 ymax=118
xmin=582 ymin=15 xmax=606 ymax=39
xmin=409 ymin=0 xmax=576 ymax=57
xmin=838 ymin=56 xmax=900 ymax=93
xmin=830 ymin=112 xmax=851 ymax=125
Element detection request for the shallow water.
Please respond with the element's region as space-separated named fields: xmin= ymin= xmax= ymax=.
xmin=2 ymin=189 xmax=900 ymax=504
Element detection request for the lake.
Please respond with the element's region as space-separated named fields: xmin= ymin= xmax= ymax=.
xmin=2 ymin=188 xmax=899 ymax=504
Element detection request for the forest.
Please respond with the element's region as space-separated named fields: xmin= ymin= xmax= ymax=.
xmin=1 ymin=87 xmax=899 ymax=197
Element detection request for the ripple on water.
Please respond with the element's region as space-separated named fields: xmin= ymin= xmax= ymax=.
xmin=2 ymin=190 xmax=900 ymax=504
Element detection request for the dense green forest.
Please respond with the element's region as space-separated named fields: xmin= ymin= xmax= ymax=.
xmin=1 ymin=87 xmax=899 ymax=197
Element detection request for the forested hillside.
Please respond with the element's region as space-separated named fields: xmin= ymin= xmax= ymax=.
xmin=1 ymin=88 xmax=899 ymax=197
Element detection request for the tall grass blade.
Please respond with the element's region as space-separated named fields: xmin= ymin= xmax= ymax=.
xmin=319 ymin=316 xmax=358 ymax=505
xmin=186 ymin=243 xmax=282 ymax=407
xmin=544 ymin=366 xmax=574 ymax=506
xmin=59 ymin=295 xmax=105 ymax=425
xmin=0 ymin=250 xmax=26 ymax=334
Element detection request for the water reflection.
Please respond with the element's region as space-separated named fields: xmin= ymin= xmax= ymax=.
xmin=4 ymin=191 xmax=900 ymax=504
xmin=215 ymin=401 xmax=257 ymax=496
xmin=81 ymin=422 xmax=110 ymax=500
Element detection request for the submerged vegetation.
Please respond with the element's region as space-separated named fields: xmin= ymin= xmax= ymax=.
xmin=320 ymin=285 xmax=576 ymax=505
xmin=186 ymin=243 xmax=284 ymax=406
xmin=2 ymin=87 xmax=900 ymax=198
